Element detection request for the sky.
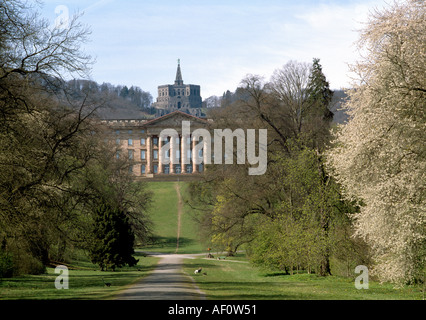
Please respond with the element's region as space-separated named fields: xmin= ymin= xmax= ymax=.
xmin=39 ymin=0 xmax=389 ymax=99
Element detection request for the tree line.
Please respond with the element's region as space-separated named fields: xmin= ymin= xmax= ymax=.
xmin=188 ymin=59 xmax=365 ymax=277
xmin=67 ymin=79 xmax=153 ymax=110
xmin=0 ymin=0 xmax=152 ymax=276
xmin=188 ymin=0 xmax=424 ymax=286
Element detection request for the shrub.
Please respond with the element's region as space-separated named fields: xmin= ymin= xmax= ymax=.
xmin=0 ymin=250 xmax=14 ymax=278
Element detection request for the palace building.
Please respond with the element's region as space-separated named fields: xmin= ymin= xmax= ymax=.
xmin=103 ymin=61 xmax=212 ymax=178
xmin=103 ymin=110 xmax=211 ymax=179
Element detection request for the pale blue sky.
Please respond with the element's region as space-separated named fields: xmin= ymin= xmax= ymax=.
xmin=39 ymin=0 xmax=388 ymax=99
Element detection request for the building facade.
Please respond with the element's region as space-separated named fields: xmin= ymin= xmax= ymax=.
xmin=103 ymin=111 xmax=211 ymax=178
xmin=153 ymin=60 xmax=203 ymax=117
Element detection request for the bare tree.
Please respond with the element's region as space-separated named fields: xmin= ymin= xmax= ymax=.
xmin=269 ymin=61 xmax=311 ymax=135
xmin=0 ymin=1 xmax=152 ymax=273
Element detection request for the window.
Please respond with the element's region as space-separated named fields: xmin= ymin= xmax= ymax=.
xmin=128 ymin=150 xmax=134 ymax=160
xmin=128 ymin=130 xmax=133 ymax=134
xmin=128 ymin=165 xmax=133 ymax=173
xmin=153 ymin=137 xmax=158 ymax=146
xmin=186 ymin=165 xmax=192 ymax=173
xmin=176 ymin=150 xmax=180 ymax=159
xmin=116 ymin=138 xmax=120 ymax=145
xmin=164 ymin=165 xmax=170 ymax=174
xmin=141 ymin=150 xmax=146 ymax=160
xmin=115 ymin=130 xmax=120 ymax=135
xmin=175 ymin=165 xmax=181 ymax=174
xmin=141 ymin=138 xmax=146 ymax=145
xmin=141 ymin=165 xmax=146 ymax=174
xmin=116 ymin=151 xmax=120 ymax=159
xmin=153 ymin=150 xmax=158 ymax=160
xmin=141 ymin=129 xmax=145 ymax=133
xmin=128 ymin=138 xmax=133 ymax=146
xmin=153 ymin=165 xmax=158 ymax=174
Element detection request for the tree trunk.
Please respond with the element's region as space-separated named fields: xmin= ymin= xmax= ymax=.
xmin=317 ymin=150 xmax=332 ymax=277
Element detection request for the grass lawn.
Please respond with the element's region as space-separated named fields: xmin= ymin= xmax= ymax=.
xmin=0 ymin=254 xmax=159 ymax=300
xmin=0 ymin=180 xmax=200 ymax=300
xmin=141 ymin=181 xmax=204 ymax=254
xmin=183 ymin=254 xmax=423 ymax=300
xmin=2 ymin=181 xmax=422 ymax=300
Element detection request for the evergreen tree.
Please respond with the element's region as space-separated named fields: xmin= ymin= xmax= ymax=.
xmin=90 ymin=204 xmax=138 ymax=271
xmin=306 ymin=58 xmax=334 ymax=121
xmin=221 ymin=90 xmax=233 ymax=107
xmin=119 ymin=85 xmax=129 ymax=99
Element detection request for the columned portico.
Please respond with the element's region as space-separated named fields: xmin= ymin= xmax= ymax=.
xmin=104 ymin=111 xmax=209 ymax=179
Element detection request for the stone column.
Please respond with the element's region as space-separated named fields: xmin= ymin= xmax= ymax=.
xmin=158 ymin=137 xmax=163 ymax=174
xmin=181 ymin=134 xmax=187 ymax=174
xmin=146 ymin=135 xmax=152 ymax=174
xmin=192 ymin=138 xmax=197 ymax=173
xmin=203 ymin=138 xmax=210 ymax=172
xmin=170 ymin=136 xmax=175 ymax=174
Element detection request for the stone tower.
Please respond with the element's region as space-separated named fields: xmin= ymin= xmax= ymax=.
xmin=153 ymin=60 xmax=203 ymax=116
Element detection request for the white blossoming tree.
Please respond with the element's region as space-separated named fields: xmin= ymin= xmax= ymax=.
xmin=327 ymin=0 xmax=425 ymax=285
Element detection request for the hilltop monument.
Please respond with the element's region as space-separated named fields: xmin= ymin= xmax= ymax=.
xmin=153 ymin=60 xmax=203 ymax=117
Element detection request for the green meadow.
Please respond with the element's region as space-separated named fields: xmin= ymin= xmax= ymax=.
xmin=142 ymin=181 xmax=205 ymax=254
xmin=183 ymin=254 xmax=422 ymax=300
xmin=0 ymin=181 xmax=423 ymax=300
xmin=0 ymin=180 xmax=202 ymax=300
xmin=0 ymin=252 xmax=159 ymax=300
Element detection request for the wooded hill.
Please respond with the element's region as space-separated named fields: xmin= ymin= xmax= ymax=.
xmin=65 ymin=79 xmax=349 ymax=123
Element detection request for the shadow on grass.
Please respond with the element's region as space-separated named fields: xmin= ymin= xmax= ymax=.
xmin=140 ymin=236 xmax=199 ymax=253
xmin=184 ymin=262 xmax=221 ymax=270
xmin=176 ymin=237 xmax=198 ymax=248
xmin=193 ymin=281 xmax=317 ymax=300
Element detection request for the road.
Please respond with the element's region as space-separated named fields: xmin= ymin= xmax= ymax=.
xmin=116 ymin=182 xmax=206 ymax=300
xmin=115 ymin=253 xmax=206 ymax=300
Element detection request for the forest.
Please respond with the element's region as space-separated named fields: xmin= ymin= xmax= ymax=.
xmin=0 ymin=0 xmax=152 ymax=275
xmin=188 ymin=1 xmax=425 ymax=286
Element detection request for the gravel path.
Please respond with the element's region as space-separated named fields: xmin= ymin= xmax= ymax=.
xmin=116 ymin=182 xmax=206 ymax=300
xmin=115 ymin=253 xmax=206 ymax=300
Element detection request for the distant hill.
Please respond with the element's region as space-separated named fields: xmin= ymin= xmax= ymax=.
xmin=330 ymin=89 xmax=350 ymax=124
xmin=64 ymin=79 xmax=156 ymax=120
